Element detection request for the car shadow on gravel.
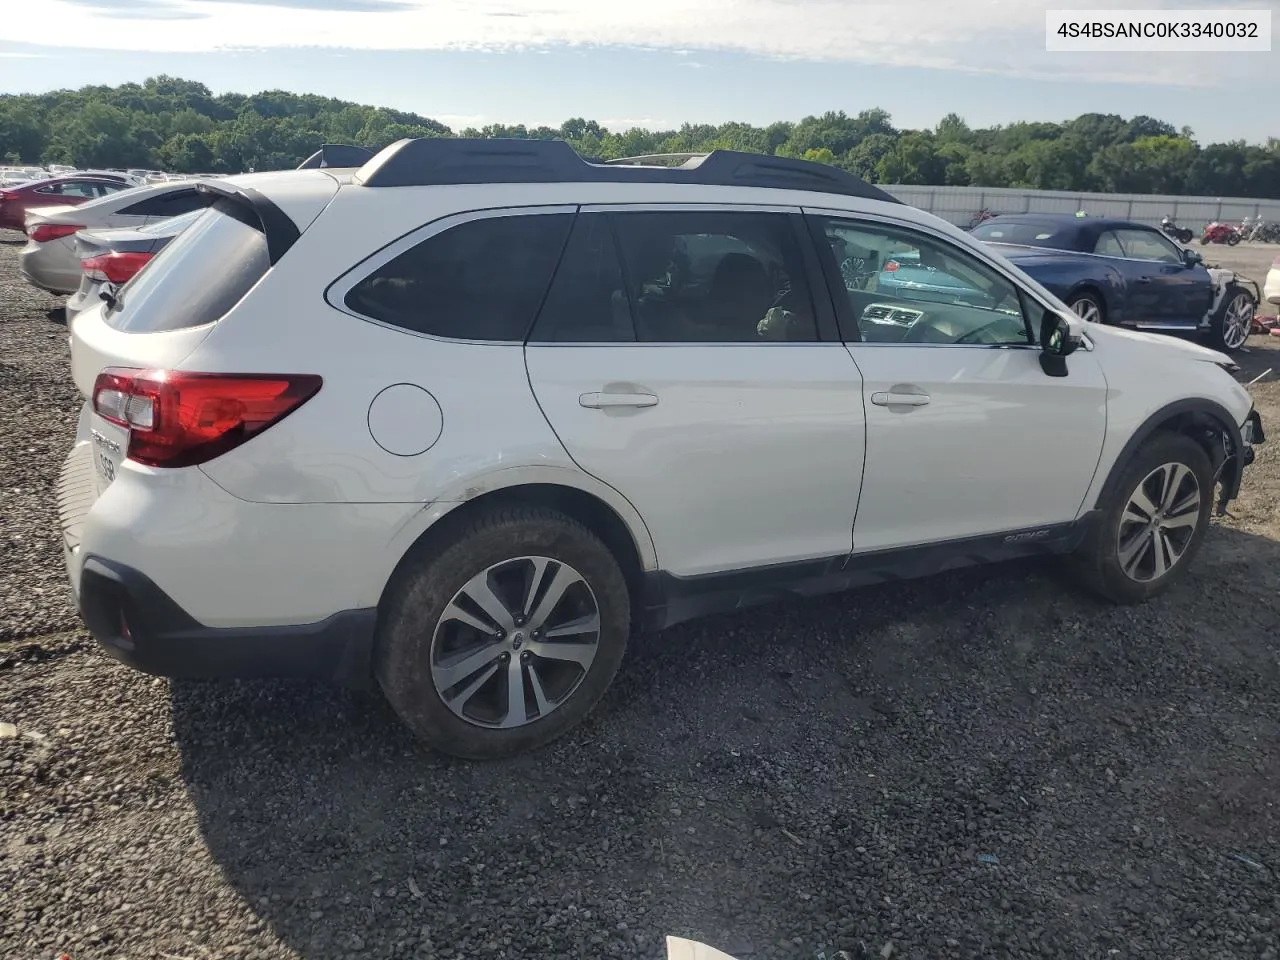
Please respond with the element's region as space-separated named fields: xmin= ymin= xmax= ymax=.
xmin=170 ymin=526 xmax=1280 ymax=960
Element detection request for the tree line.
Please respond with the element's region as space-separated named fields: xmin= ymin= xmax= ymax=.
xmin=2 ymin=75 xmax=1278 ymax=199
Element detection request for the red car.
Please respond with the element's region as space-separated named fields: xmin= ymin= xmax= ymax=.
xmin=0 ymin=175 xmax=132 ymax=233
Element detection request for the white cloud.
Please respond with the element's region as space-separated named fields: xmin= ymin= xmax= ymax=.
xmin=4 ymin=0 xmax=1275 ymax=85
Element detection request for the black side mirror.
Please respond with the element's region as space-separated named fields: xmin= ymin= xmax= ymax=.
xmin=1182 ymin=248 xmax=1203 ymax=268
xmin=1039 ymin=310 xmax=1078 ymax=377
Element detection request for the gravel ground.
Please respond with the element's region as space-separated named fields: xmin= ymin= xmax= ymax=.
xmin=2 ymin=235 xmax=1280 ymax=960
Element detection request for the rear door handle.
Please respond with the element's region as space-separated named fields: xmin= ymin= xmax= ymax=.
xmin=870 ymin=391 xmax=931 ymax=407
xmin=579 ymin=392 xmax=659 ymax=409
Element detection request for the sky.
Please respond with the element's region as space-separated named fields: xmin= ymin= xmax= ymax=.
xmin=1 ymin=0 xmax=1277 ymax=143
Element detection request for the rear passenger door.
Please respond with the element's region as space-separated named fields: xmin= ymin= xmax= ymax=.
xmin=524 ymin=205 xmax=867 ymax=579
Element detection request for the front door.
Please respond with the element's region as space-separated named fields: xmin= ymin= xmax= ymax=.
xmin=806 ymin=211 xmax=1109 ymax=552
xmin=1113 ymin=227 xmax=1213 ymax=325
xmin=525 ymin=207 xmax=866 ymax=578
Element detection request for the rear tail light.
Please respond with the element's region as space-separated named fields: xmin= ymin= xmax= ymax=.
xmin=0 ymin=190 xmax=16 ymax=202
xmin=28 ymin=222 xmax=83 ymax=243
xmin=884 ymin=260 xmax=900 ymax=272
xmin=91 ymin=368 xmax=322 ymax=468
xmin=82 ymin=251 xmax=154 ymax=284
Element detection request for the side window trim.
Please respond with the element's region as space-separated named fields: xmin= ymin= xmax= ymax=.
xmin=789 ymin=212 xmax=840 ymax=342
xmin=323 ymin=203 xmax=579 ymax=344
xmin=803 ymin=210 xmax=1038 ymax=349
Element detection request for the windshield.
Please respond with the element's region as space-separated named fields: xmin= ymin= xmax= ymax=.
xmin=103 ymin=198 xmax=269 ymax=332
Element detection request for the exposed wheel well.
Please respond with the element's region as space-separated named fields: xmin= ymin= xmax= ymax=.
xmin=379 ymin=484 xmax=649 ymax=626
xmin=1099 ymin=408 xmax=1235 ymax=510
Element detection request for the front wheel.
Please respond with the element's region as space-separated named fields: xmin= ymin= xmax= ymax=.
xmin=1207 ymin=285 xmax=1256 ymax=353
xmin=1069 ymin=433 xmax=1213 ymax=604
xmin=1199 ymin=235 xmax=1210 ymax=245
xmin=1067 ymin=291 xmax=1105 ymax=325
xmin=374 ymin=506 xmax=631 ymax=759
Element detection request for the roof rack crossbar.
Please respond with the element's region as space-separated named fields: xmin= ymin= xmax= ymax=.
xmin=297 ymin=144 xmax=377 ymax=170
xmin=353 ymin=138 xmax=901 ymax=204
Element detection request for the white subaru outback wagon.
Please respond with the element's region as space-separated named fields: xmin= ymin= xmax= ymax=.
xmin=58 ymin=139 xmax=1265 ymax=759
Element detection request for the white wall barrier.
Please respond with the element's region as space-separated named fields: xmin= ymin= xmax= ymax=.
xmin=880 ymin=184 xmax=1280 ymax=230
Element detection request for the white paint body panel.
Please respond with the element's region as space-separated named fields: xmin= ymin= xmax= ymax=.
xmin=847 ymin=344 xmax=1108 ymax=551
xmin=58 ymin=174 xmax=1259 ymax=636
xmin=526 ymin=343 xmax=865 ymax=576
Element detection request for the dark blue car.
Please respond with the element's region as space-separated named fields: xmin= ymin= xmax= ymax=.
xmin=968 ymin=214 xmax=1257 ymax=352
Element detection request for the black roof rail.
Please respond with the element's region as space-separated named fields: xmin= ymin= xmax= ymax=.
xmin=353 ymin=138 xmax=901 ymax=203
xmin=297 ymin=144 xmax=377 ymax=170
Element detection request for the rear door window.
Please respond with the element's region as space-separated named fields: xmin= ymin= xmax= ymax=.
xmin=610 ymin=210 xmax=818 ymax=343
xmin=528 ymin=213 xmax=634 ymax=343
xmin=118 ymin=188 xmax=213 ymax=218
xmin=102 ymin=199 xmax=269 ymax=333
xmin=343 ymin=212 xmax=574 ymax=342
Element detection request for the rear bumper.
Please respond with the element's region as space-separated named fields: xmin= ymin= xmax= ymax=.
xmin=78 ymin=554 xmax=376 ymax=685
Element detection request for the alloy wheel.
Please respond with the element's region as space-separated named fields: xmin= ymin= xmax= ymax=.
xmin=430 ymin=556 xmax=601 ymax=729
xmin=1070 ymin=297 xmax=1102 ymax=324
xmin=1116 ymin=462 xmax=1202 ymax=583
xmin=1221 ymin=293 xmax=1254 ymax=350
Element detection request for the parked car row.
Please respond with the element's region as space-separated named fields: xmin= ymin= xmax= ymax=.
xmin=27 ymin=138 xmax=1262 ymax=760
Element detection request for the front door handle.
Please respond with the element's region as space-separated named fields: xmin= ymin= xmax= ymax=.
xmin=579 ymin=392 xmax=659 ymax=409
xmin=871 ymin=391 xmax=931 ymax=407
xmin=1136 ymin=276 xmax=1152 ymax=284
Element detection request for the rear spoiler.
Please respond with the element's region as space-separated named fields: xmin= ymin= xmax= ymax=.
xmin=297 ymin=144 xmax=376 ymax=170
xmin=192 ymin=181 xmax=300 ymax=265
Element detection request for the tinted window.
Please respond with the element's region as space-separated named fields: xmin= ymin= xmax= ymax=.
xmin=529 ymin=214 xmax=634 ymax=343
xmin=119 ymin=188 xmax=210 ymax=217
xmin=1115 ymin=228 xmax=1182 ymax=264
xmin=815 ymin=216 xmax=1032 ymax=346
xmin=345 ymin=213 xmax=573 ymax=341
xmin=42 ymin=182 xmax=97 ymax=198
xmin=611 ymin=211 xmax=817 ymax=343
xmin=103 ymin=201 xmax=269 ymax=333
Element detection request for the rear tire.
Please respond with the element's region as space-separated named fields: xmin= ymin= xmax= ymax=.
xmin=1228 ymin=233 xmax=1241 ymax=246
xmin=1069 ymin=433 xmax=1213 ymax=605
xmin=1207 ymin=284 xmax=1256 ymax=353
xmin=374 ymin=506 xmax=630 ymax=759
xmin=1178 ymin=229 xmax=1193 ymax=243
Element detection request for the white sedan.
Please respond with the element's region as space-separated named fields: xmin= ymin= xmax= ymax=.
xmin=19 ymin=181 xmax=214 ymax=295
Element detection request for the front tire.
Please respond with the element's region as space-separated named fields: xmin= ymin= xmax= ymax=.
xmin=1207 ymin=284 xmax=1256 ymax=353
xmin=1069 ymin=433 xmax=1213 ymax=604
xmin=374 ymin=506 xmax=630 ymax=759
xmin=1067 ymin=291 xmax=1105 ymax=325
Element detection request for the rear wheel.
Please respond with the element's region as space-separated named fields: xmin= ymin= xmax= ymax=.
xmin=375 ymin=506 xmax=630 ymax=759
xmin=1178 ymin=228 xmax=1193 ymax=243
xmin=1067 ymin=291 xmax=1105 ymax=325
xmin=1207 ymin=285 xmax=1256 ymax=353
xmin=1070 ymin=433 xmax=1213 ymax=604
xmin=1228 ymin=233 xmax=1241 ymax=246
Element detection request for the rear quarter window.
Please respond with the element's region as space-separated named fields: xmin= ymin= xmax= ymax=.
xmin=103 ymin=198 xmax=270 ymax=333
xmin=343 ymin=212 xmax=574 ymax=342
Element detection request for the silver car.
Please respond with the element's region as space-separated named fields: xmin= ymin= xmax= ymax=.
xmin=19 ymin=182 xmax=214 ymax=295
xmin=64 ymin=208 xmax=207 ymax=322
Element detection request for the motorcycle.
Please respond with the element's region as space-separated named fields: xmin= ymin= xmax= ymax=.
xmin=1160 ymin=216 xmax=1194 ymax=243
xmin=1243 ymin=217 xmax=1280 ymax=243
xmin=968 ymin=208 xmax=996 ymax=229
xmin=1201 ymin=220 xmax=1242 ymax=245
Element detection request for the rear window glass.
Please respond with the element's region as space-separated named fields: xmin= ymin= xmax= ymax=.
xmin=971 ymin=221 xmax=1074 ymax=249
xmin=103 ymin=198 xmax=270 ymax=333
xmin=344 ymin=213 xmax=574 ymax=341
